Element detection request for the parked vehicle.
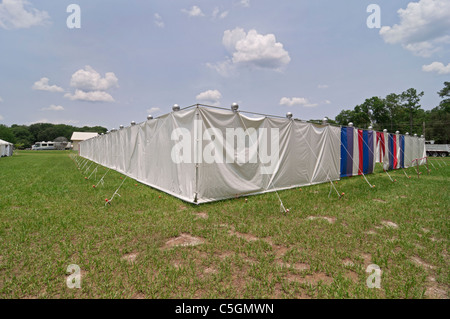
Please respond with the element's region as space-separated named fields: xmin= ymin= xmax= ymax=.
xmin=425 ymin=141 xmax=450 ymax=157
xmin=32 ymin=141 xmax=56 ymax=150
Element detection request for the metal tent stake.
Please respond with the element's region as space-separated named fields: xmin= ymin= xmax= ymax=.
xmin=106 ymin=176 xmax=128 ymax=205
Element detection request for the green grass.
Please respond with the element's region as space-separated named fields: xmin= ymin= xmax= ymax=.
xmin=0 ymin=150 xmax=448 ymax=299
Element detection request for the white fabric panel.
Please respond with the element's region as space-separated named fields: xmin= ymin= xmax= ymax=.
xmin=418 ymin=137 xmax=426 ymax=165
xmin=411 ymin=136 xmax=420 ymax=164
xmin=81 ymin=108 xmax=198 ymax=203
xmin=195 ymin=107 xmax=340 ymax=203
xmin=372 ymin=131 xmax=377 ymax=171
xmin=404 ymin=135 xmax=414 ymax=168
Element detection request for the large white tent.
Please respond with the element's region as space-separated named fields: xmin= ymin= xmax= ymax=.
xmin=81 ymin=105 xmax=341 ymax=204
xmin=80 ymin=105 xmax=427 ymax=204
xmin=0 ymin=139 xmax=13 ymax=157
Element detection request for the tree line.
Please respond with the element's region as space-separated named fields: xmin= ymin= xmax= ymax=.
xmin=1 ymin=82 xmax=449 ymax=148
xmin=0 ymin=123 xmax=107 ymax=149
xmin=334 ymin=82 xmax=450 ymax=143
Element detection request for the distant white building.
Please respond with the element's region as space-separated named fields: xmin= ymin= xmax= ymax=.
xmin=70 ymin=132 xmax=98 ymax=152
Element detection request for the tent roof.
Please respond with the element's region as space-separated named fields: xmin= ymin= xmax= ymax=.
xmin=0 ymin=139 xmax=12 ymax=145
xmin=70 ymin=132 xmax=98 ymax=141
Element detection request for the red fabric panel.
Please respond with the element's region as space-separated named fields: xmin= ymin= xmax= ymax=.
xmin=393 ymin=135 xmax=398 ymax=169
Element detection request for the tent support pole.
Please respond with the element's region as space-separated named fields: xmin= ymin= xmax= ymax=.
xmin=194 ymin=105 xmax=200 ymax=203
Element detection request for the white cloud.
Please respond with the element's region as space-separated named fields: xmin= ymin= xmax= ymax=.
xmin=280 ymin=97 xmax=318 ymax=108
xmin=0 ymin=96 xmax=3 ymax=102
xmin=147 ymin=107 xmax=161 ymax=115
xmin=65 ymin=66 xmax=118 ymax=102
xmin=154 ymin=13 xmax=164 ymax=28
xmin=210 ymin=28 xmax=290 ymax=75
xmin=0 ymin=114 xmax=3 ymax=120
xmin=70 ymin=66 xmax=118 ymax=92
xmin=206 ymin=60 xmax=235 ymax=77
xmin=324 ymin=100 xmax=331 ymax=104
xmin=196 ymin=90 xmax=222 ymax=106
xmin=379 ymin=0 xmax=450 ymax=57
xmin=32 ymin=77 xmax=64 ymax=92
xmin=238 ymin=0 xmax=250 ymax=8
xmin=182 ymin=6 xmax=205 ymax=17
xmin=212 ymin=7 xmax=229 ymax=20
xmin=41 ymin=104 xmax=64 ymax=111
xmin=422 ymin=61 xmax=450 ymax=74
xmin=0 ymin=0 xmax=50 ymax=29
xmin=64 ymin=90 xmax=115 ymax=102
xmin=318 ymin=84 xmax=329 ymax=89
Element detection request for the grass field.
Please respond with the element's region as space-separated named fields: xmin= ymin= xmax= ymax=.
xmin=0 ymin=150 xmax=448 ymax=299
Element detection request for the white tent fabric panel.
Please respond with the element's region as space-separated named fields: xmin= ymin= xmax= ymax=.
xmin=194 ymin=107 xmax=340 ymax=202
xmin=0 ymin=139 xmax=13 ymax=157
xmin=81 ymin=109 xmax=198 ymax=203
xmin=404 ymin=135 xmax=414 ymax=168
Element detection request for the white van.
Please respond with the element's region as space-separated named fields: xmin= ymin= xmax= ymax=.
xmin=32 ymin=142 xmax=56 ymax=150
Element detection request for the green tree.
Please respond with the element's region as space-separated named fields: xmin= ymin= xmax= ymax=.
xmin=0 ymin=125 xmax=16 ymax=143
xmin=335 ymin=109 xmax=354 ymax=126
xmin=10 ymin=125 xmax=34 ymax=148
xmin=438 ymin=81 xmax=450 ymax=112
xmin=383 ymin=93 xmax=401 ymax=132
xmin=400 ymin=88 xmax=424 ymax=134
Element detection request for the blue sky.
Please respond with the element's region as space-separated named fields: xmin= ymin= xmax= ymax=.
xmin=0 ymin=0 xmax=449 ymax=129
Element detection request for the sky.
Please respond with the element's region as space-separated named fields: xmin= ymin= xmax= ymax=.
xmin=0 ymin=0 xmax=449 ymax=130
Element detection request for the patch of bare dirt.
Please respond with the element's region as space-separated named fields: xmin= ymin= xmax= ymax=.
xmin=365 ymin=230 xmax=377 ymax=235
xmin=342 ymin=258 xmax=355 ymax=267
xmin=306 ymin=216 xmax=336 ymax=224
xmin=122 ymin=252 xmax=138 ymax=264
xmin=411 ymin=256 xmax=434 ymax=270
xmin=218 ymin=251 xmax=233 ymax=260
xmin=424 ymin=276 xmax=448 ymax=299
xmin=203 ymin=267 xmax=218 ymax=276
xmin=172 ymin=259 xmax=183 ymax=269
xmin=229 ymin=229 xmax=259 ymax=242
xmin=193 ymin=212 xmax=208 ymax=219
xmin=381 ymin=220 xmax=399 ymax=229
xmin=272 ymin=245 xmax=289 ymax=258
xmin=346 ymin=270 xmax=359 ymax=283
xmin=277 ymin=261 xmax=310 ymax=271
xmin=288 ymin=272 xmax=333 ymax=285
xmin=361 ymin=253 xmax=372 ymax=267
xmin=133 ymin=293 xmax=146 ymax=299
xmin=238 ymin=253 xmax=258 ymax=265
xmin=373 ymin=199 xmax=387 ymax=203
xmin=163 ymin=233 xmax=205 ymax=249
xmin=425 ymin=286 xmax=448 ymax=299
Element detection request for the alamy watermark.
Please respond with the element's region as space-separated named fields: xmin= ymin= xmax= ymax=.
xmin=171 ymin=120 xmax=280 ymax=175
xmin=366 ymin=4 xmax=381 ymax=29
xmin=66 ymin=264 xmax=81 ymax=289
xmin=366 ymin=264 xmax=381 ymax=289
xmin=67 ymin=4 xmax=81 ymax=29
